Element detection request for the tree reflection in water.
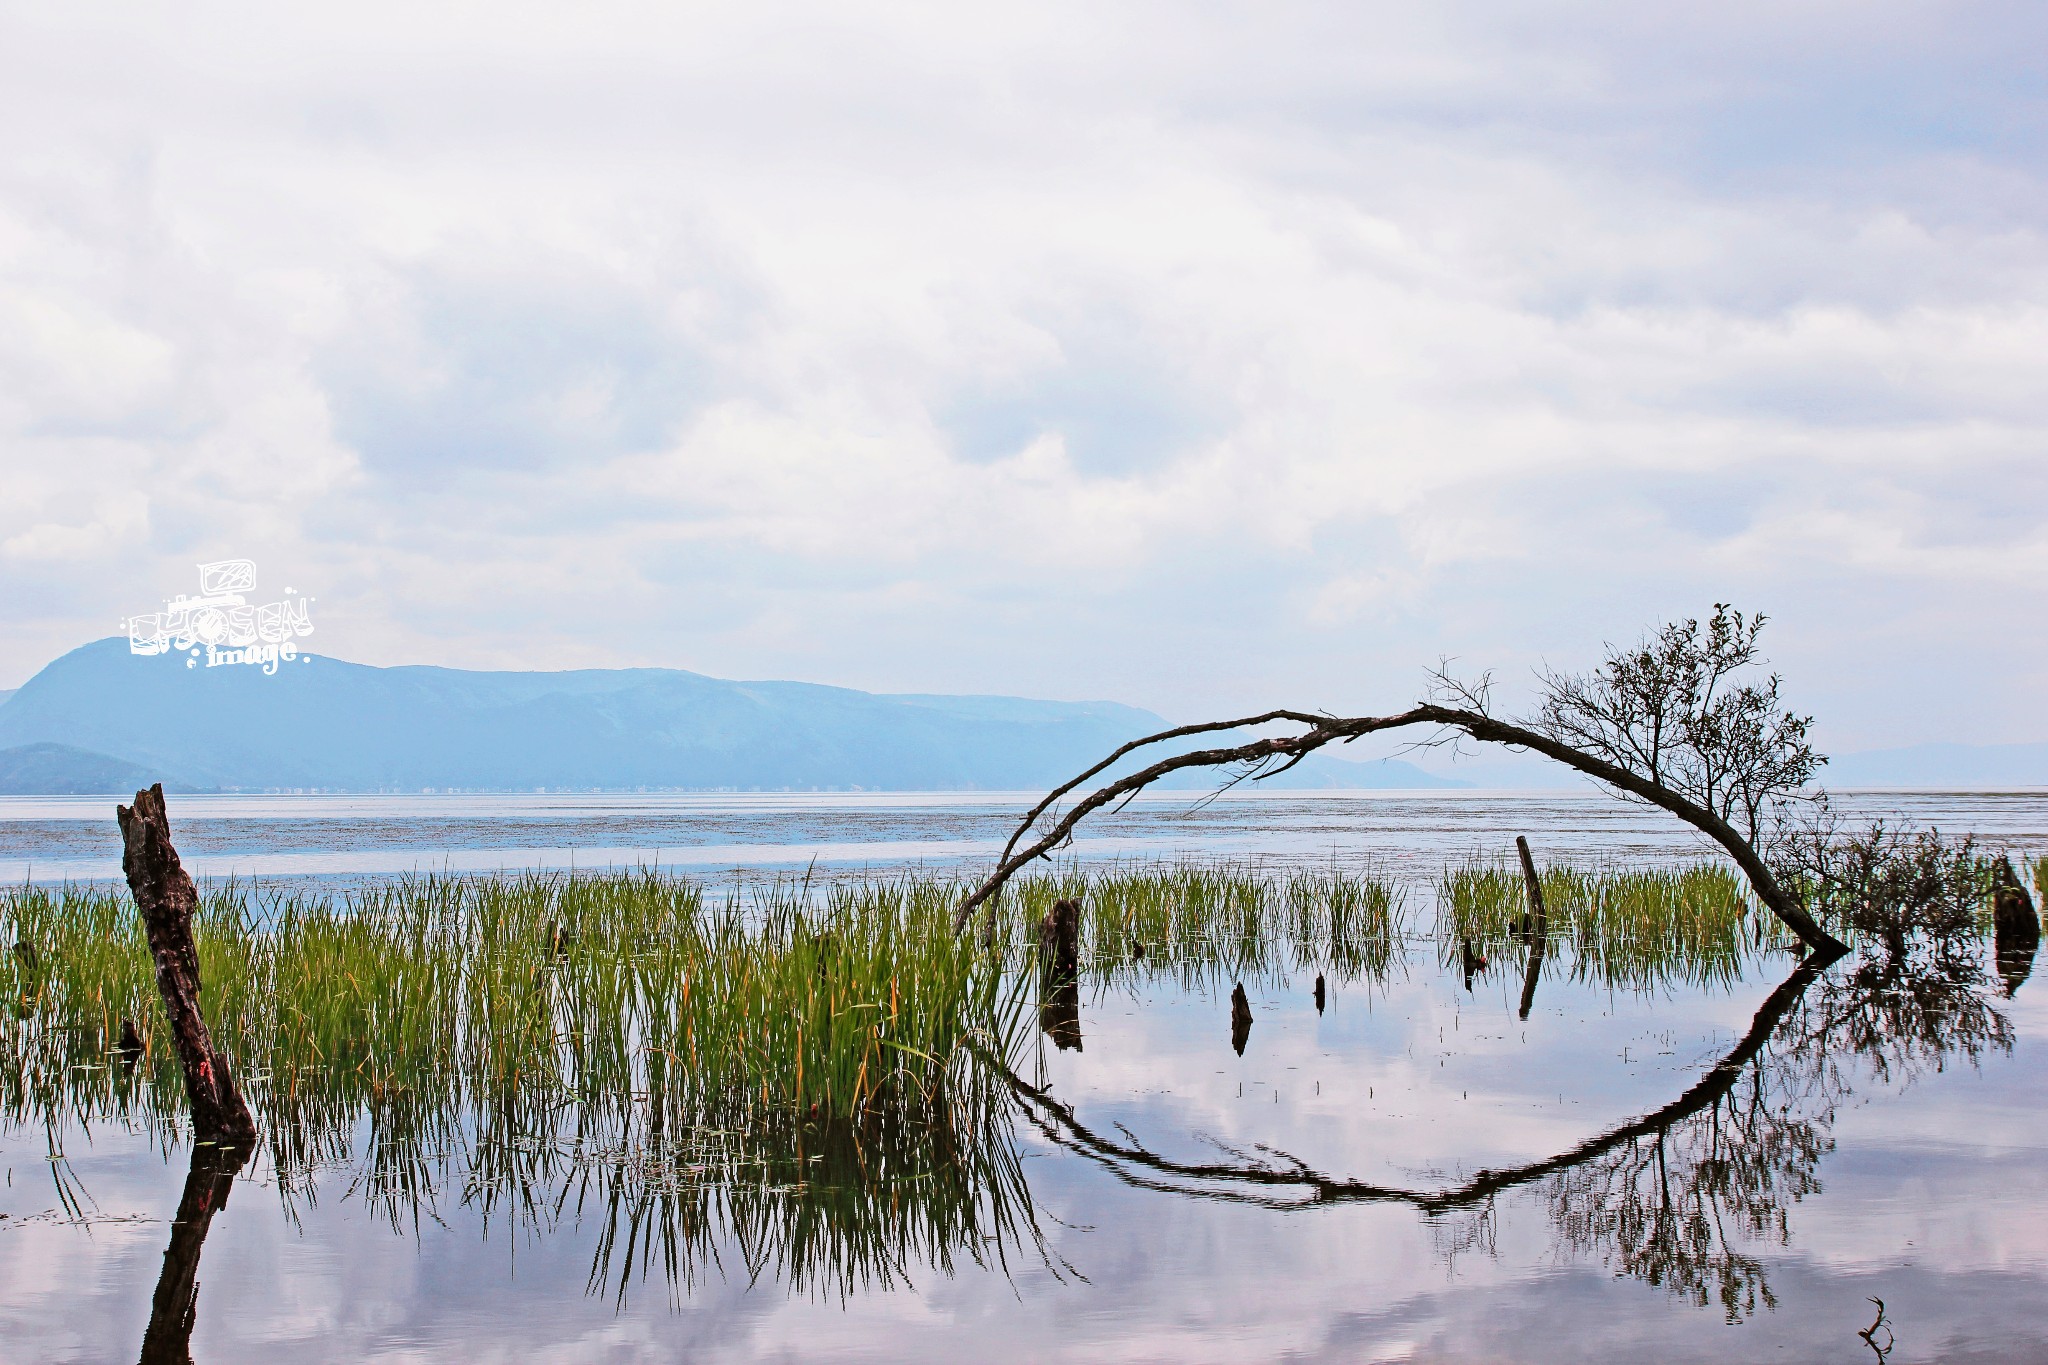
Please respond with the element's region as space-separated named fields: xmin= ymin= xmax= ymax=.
xmin=1015 ymin=936 xmax=2021 ymax=1323
xmin=138 ymin=1141 xmax=250 ymax=1365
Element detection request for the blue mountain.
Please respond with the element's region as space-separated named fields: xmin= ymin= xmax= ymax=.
xmin=0 ymin=639 xmax=1454 ymax=793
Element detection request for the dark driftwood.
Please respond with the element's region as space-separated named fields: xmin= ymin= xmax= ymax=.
xmin=956 ymin=704 xmax=1847 ymax=955
xmin=1992 ymin=857 xmax=2039 ymax=945
xmin=117 ymin=785 xmax=256 ymax=1149
xmin=138 ymin=1142 xmax=249 ymax=1365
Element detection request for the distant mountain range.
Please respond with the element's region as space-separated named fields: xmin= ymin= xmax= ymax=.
xmin=0 ymin=640 xmax=1453 ymax=794
xmin=5 ymin=640 xmax=2034 ymax=796
xmin=0 ymin=741 xmax=206 ymax=796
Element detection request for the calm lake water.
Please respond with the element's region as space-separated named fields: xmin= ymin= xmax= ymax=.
xmin=5 ymin=787 xmax=2045 ymax=888
xmin=4 ymin=789 xmax=2047 ymax=1362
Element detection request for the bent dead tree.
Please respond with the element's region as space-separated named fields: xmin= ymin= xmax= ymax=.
xmin=957 ymin=608 xmax=1847 ymax=957
xmin=118 ymin=784 xmax=258 ymax=1149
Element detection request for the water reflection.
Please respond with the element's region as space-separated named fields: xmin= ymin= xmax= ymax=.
xmin=139 ymin=1141 xmax=248 ymax=1365
xmin=8 ymin=901 xmax=2031 ymax=1353
xmin=1012 ymin=943 xmax=2016 ymax=1323
xmin=1039 ymin=979 xmax=1083 ymax=1051
xmin=125 ymin=1079 xmax=1056 ymax=1350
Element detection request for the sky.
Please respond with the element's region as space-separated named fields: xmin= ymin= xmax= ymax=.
xmin=1 ymin=1 xmax=2044 ymax=752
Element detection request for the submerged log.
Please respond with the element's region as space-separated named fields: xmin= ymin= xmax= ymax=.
xmin=117 ymin=785 xmax=256 ymax=1150
xmin=1230 ymin=982 xmax=1253 ymax=1055
xmin=116 ymin=1016 xmax=145 ymax=1076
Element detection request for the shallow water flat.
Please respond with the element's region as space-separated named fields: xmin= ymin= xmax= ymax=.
xmin=4 ymin=788 xmax=2044 ymax=889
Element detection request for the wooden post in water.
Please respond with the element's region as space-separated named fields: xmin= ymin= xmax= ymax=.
xmin=1514 ymin=836 xmax=1547 ymax=936
xmin=1515 ymin=835 xmax=1548 ymax=1022
xmin=117 ymin=785 xmax=257 ymax=1150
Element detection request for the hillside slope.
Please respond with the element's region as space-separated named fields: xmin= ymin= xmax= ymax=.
xmin=0 ymin=640 xmax=1454 ymax=793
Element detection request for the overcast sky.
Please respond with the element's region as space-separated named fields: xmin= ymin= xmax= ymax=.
xmin=1 ymin=2 xmax=2043 ymax=750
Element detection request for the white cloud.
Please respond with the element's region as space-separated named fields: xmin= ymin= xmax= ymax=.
xmin=0 ymin=1 xmax=2042 ymax=746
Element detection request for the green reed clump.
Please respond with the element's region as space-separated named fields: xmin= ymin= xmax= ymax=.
xmin=2 ymin=870 xmax=1047 ymax=1299
xmin=989 ymin=859 xmax=1408 ymax=990
xmin=1 ymin=871 xmax=1019 ymax=1148
xmin=1438 ymin=860 xmax=1761 ymax=990
xmin=1437 ymin=863 xmax=1526 ymax=945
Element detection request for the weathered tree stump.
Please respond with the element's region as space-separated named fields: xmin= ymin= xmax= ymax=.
xmin=1993 ymin=856 xmax=2040 ymax=998
xmin=1038 ymin=897 xmax=1084 ymax=1050
xmin=1040 ymin=897 xmax=1081 ymax=984
xmin=1230 ymin=982 xmax=1253 ymax=1055
xmin=117 ymin=785 xmax=256 ymax=1150
xmin=1517 ymin=935 xmax=1547 ymax=1022
xmin=116 ymin=1016 xmax=144 ymax=1076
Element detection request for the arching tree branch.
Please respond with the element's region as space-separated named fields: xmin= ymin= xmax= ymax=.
xmin=956 ymin=611 xmax=1845 ymax=953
